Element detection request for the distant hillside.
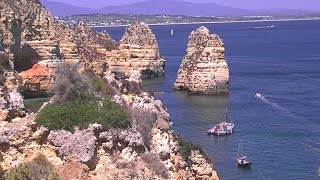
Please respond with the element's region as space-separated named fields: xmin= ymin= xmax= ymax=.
xmin=98 ymin=0 xmax=251 ymax=17
xmin=41 ymin=0 xmax=317 ymax=17
xmin=41 ymin=0 xmax=94 ymax=16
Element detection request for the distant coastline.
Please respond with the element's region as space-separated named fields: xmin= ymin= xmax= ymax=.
xmin=91 ymin=18 xmax=320 ymax=28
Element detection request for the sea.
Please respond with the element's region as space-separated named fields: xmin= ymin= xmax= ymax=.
xmin=94 ymin=20 xmax=320 ymax=179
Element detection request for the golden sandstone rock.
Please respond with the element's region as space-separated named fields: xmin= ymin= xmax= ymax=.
xmin=174 ymin=26 xmax=229 ymax=94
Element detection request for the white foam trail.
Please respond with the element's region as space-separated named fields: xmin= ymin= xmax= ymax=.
xmin=253 ymin=25 xmax=275 ymax=29
xmin=154 ymin=92 xmax=165 ymax=95
xmin=257 ymin=96 xmax=298 ymax=118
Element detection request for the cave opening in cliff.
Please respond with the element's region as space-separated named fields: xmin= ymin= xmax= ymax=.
xmin=14 ymin=44 xmax=41 ymax=72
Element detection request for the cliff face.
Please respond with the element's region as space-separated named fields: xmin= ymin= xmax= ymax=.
xmin=174 ymin=26 xmax=229 ymax=94
xmin=1 ymin=0 xmax=164 ymax=96
xmin=0 ymin=73 xmax=219 ymax=180
xmin=1 ymin=0 xmax=62 ymax=97
xmin=0 ymin=52 xmax=25 ymax=121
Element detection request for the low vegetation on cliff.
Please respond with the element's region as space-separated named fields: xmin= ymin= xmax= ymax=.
xmin=177 ymin=135 xmax=206 ymax=163
xmin=140 ymin=153 xmax=169 ymax=179
xmin=36 ymin=63 xmax=129 ymax=131
xmin=0 ymin=52 xmax=9 ymax=85
xmin=4 ymin=154 xmax=59 ymax=180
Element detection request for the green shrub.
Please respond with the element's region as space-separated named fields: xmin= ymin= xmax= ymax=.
xmin=5 ymin=154 xmax=60 ymax=180
xmin=48 ymin=63 xmax=94 ymax=103
xmin=36 ymin=99 xmax=129 ymax=131
xmin=99 ymin=99 xmax=130 ymax=128
xmin=0 ymin=52 xmax=9 ymax=85
xmin=0 ymin=167 xmax=4 ymax=180
xmin=177 ymin=135 xmax=203 ymax=164
xmin=91 ymin=75 xmax=116 ymax=97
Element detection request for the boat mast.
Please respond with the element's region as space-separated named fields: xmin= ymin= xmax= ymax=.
xmin=237 ymin=140 xmax=243 ymax=158
xmin=225 ymin=107 xmax=231 ymax=122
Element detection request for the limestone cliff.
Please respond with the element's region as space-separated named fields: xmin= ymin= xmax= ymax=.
xmin=0 ymin=52 xmax=25 ymax=121
xmin=1 ymin=0 xmax=62 ymax=96
xmin=95 ymin=22 xmax=166 ymax=79
xmin=174 ymin=26 xmax=229 ymax=94
xmin=1 ymin=0 xmax=164 ymax=96
xmin=0 ymin=73 xmax=219 ymax=180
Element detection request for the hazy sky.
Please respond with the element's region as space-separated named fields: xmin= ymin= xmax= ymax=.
xmin=47 ymin=0 xmax=320 ymax=11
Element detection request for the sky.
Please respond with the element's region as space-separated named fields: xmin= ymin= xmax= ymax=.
xmin=47 ymin=0 xmax=320 ymax=11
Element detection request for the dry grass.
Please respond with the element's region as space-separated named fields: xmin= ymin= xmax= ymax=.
xmin=48 ymin=63 xmax=94 ymax=103
xmin=130 ymin=108 xmax=157 ymax=148
xmin=4 ymin=154 xmax=60 ymax=180
xmin=141 ymin=153 xmax=169 ymax=179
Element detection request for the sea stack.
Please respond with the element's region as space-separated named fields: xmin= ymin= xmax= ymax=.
xmin=106 ymin=22 xmax=166 ymax=78
xmin=174 ymin=26 xmax=229 ymax=94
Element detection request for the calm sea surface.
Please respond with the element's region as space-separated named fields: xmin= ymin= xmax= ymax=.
xmin=94 ymin=20 xmax=320 ymax=179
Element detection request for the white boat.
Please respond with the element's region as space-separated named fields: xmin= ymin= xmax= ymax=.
xmin=236 ymin=140 xmax=252 ymax=167
xmin=171 ymin=29 xmax=174 ymax=36
xmin=207 ymin=108 xmax=234 ymax=136
xmin=254 ymin=93 xmax=264 ymax=99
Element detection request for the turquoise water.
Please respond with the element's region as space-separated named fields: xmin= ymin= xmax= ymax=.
xmin=94 ymin=20 xmax=320 ymax=179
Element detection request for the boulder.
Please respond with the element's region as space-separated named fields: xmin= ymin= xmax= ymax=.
xmin=47 ymin=128 xmax=97 ymax=164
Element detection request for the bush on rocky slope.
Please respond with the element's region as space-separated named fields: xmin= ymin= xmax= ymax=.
xmin=0 ymin=52 xmax=9 ymax=85
xmin=0 ymin=167 xmax=4 ymax=180
xmin=37 ymin=62 xmax=129 ymax=131
xmin=177 ymin=135 xmax=204 ymax=163
xmin=4 ymin=154 xmax=60 ymax=180
xmin=36 ymin=99 xmax=129 ymax=131
xmin=48 ymin=63 xmax=94 ymax=103
xmin=91 ymin=75 xmax=116 ymax=97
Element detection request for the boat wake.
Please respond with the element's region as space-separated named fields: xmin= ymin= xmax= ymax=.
xmin=154 ymin=91 xmax=165 ymax=95
xmin=252 ymin=25 xmax=275 ymax=29
xmin=255 ymin=93 xmax=297 ymax=118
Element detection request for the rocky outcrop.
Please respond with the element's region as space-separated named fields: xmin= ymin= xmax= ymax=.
xmin=174 ymin=26 xmax=229 ymax=94
xmin=98 ymin=22 xmax=165 ymax=79
xmin=47 ymin=128 xmax=97 ymax=165
xmin=0 ymin=52 xmax=25 ymax=121
xmin=0 ymin=73 xmax=219 ymax=179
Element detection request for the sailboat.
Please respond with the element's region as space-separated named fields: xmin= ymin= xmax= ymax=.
xmin=207 ymin=108 xmax=234 ymax=136
xmin=171 ymin=29 xmax=174 ymax=36
xmin=236 ymin=140 xmax=252 ymax=167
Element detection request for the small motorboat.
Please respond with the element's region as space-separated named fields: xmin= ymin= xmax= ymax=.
xmin=208 ymin=108 xmax=234 ymax=136
xmin=236 ymin=140 xmax=252 ymax=167
xmin=254 ymin=93 xmax=264 ymax=99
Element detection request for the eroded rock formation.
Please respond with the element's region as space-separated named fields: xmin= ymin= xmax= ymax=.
xmin=1 ymin=0 xmax=164 ymax=96
xmin=174 ymin=26 xmax=229 ymax=94
xmin=93 ymin=22 xmax=166 ymax=79
xmin=0 ymin=1 xmax=219 ymax=179
xmin=0 ymin=73 xmax=219 ymax=180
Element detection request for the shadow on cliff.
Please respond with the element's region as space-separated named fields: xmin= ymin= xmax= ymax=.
xmin=14 ymin=44 xmax=41 ymax=72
